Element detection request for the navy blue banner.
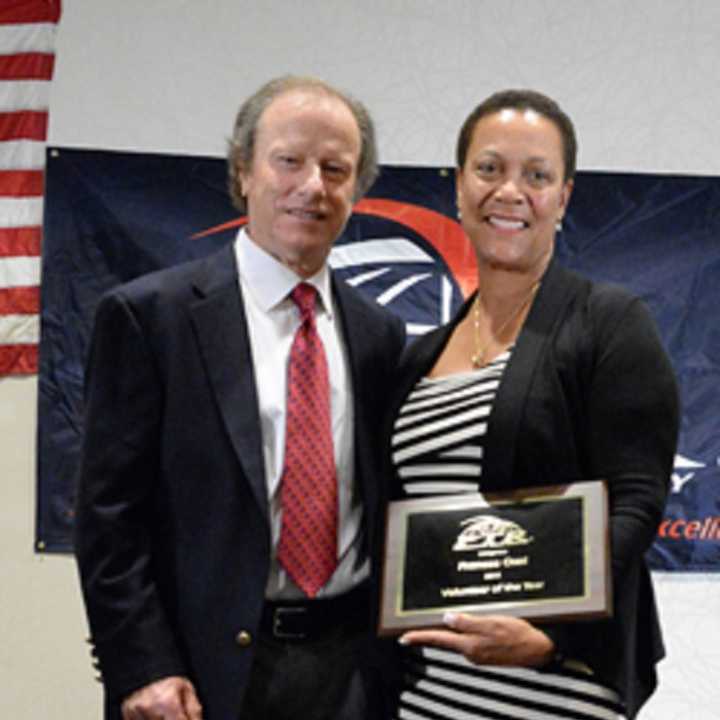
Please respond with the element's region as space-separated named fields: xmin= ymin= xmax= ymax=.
xmin=37 ymin=147 xmax=720 ymax=570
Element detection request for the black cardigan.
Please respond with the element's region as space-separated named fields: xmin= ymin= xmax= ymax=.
xmin=385 ymin=259 xmax=680 ymax=719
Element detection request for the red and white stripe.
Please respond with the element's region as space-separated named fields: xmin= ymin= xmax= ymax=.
xmin=0 ymin=1 xmax=61 ymax=375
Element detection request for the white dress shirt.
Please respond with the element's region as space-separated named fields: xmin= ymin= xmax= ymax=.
xmin=234 ymin=228 xmax=369 ymax=599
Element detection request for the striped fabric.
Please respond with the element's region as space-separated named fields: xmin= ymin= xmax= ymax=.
xmin=392 ymin=353 xmax=508 ymax=497
xmin=0 ymin=1 xmax=61 ymax=374
xmin=391 ymin=358 xmax=626 ymax=720
xmin=398 ymin=646 xmax=625 ymax=720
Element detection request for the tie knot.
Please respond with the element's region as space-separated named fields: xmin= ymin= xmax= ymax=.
xmin=291 ymin=282 xmax=318 ymax=320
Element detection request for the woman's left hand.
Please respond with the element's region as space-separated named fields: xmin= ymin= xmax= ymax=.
xmin=399 ymin=612 xmax=555 ymax=667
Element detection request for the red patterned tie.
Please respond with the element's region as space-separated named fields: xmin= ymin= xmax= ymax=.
xmin=277 ymin=283 xmax=338 ymax=597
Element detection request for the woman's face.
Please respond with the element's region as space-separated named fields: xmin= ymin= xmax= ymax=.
xmin=456 ymin=108 xmax=573 ymax=276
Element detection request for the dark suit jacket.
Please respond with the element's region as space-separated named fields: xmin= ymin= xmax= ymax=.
xmin=74 ymin=244 xmax=406 ymax=719
xmin=386 ymin=259 xmax=679 ymax=719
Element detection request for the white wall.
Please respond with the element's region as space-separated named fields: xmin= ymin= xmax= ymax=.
xmin=3 ymin=1 xmax=718 ymax=717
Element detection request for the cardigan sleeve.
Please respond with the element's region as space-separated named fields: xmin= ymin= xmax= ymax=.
xmin=539 ymin=287 xmax=678 ymax=715
xmin=582 ymin=290 xmax=679 ymax=573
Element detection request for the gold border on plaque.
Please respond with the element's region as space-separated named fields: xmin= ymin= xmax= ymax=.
xmin=379 ymin=480 xmax=610 ymax=636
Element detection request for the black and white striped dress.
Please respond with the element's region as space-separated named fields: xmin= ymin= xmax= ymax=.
xmin=391 ymin=351 xmax=626 ymax=720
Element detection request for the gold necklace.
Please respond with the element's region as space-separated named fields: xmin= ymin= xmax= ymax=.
xmin=471 ymin=281 xmax=540 ymax=369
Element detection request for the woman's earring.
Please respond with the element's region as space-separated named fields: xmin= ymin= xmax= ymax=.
xmin=555 ymin=217 xmax=563 ymax=232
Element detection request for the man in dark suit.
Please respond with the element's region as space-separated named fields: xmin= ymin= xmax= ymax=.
xmin=74 ymin=75 xmax=406 ymax=720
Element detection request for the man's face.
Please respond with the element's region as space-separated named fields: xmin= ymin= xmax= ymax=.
xmin=239 ymin=88 xmax=362 ymax=277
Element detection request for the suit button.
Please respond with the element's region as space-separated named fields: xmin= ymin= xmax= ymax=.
xmin=235 ymin=631 xmax=252 ymax=647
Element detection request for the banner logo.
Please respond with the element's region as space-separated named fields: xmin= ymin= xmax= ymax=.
xmin=672 ymin=453 xmax=706 ymax=493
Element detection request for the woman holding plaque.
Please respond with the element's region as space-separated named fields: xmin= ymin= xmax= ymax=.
xmin=385 ymin=90 xmax=679 ymax=720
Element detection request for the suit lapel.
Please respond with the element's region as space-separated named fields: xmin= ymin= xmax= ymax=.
xmin=188 ymin=245 xmax=269 ymax=523
xmin=332 ymin=276 xmax=375 ymax=399
xmin=332 ymin=281 xmax=370 ymax=482
xmin=332 ymin=277 xmax=390 ymax=545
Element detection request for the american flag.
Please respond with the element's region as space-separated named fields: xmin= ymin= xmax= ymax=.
xmin=0 ymin=0 xmax=61 ymax=375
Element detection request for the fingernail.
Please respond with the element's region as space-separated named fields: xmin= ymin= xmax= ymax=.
xmin=443 ymin=611 xmax=458 ymax=627
xmin=398 ymin=635 xmax=410 ymax=645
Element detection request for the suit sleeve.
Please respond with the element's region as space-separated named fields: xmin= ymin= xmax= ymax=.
xmin=74 ymin=290 xmax=188 ymax=701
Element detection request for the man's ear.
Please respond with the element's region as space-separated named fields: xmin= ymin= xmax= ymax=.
xmin=236 ymin=163 xmax=248 ymax=197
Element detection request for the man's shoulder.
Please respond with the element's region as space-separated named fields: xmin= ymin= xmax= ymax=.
xmin=332 ymin=275 xmax=407 ymax=358
xmin=332 ymin=274 xmax=401 ymax=325
xmin=104 ymin=244 xmax=235 ymax=306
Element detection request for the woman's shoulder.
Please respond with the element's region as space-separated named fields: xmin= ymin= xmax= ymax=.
xmin=551 ymin=263 xmax=648 ymax=327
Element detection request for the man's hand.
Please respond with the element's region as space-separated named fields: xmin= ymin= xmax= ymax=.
xmin=121 ymin=676 xmax=203 ymax=720
xmin=399 ymin=612 xmax=554 ymax=667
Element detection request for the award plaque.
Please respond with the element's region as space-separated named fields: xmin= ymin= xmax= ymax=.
xmin=378 ymin=480 xmax=611 ymax=635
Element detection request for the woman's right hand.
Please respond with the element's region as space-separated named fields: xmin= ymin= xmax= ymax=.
xmin=399 ymin=612 xmax=555 ymax=668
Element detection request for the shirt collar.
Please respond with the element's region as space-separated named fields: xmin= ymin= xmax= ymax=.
xmin=234 ymin=226 xmax=334 ymax=316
